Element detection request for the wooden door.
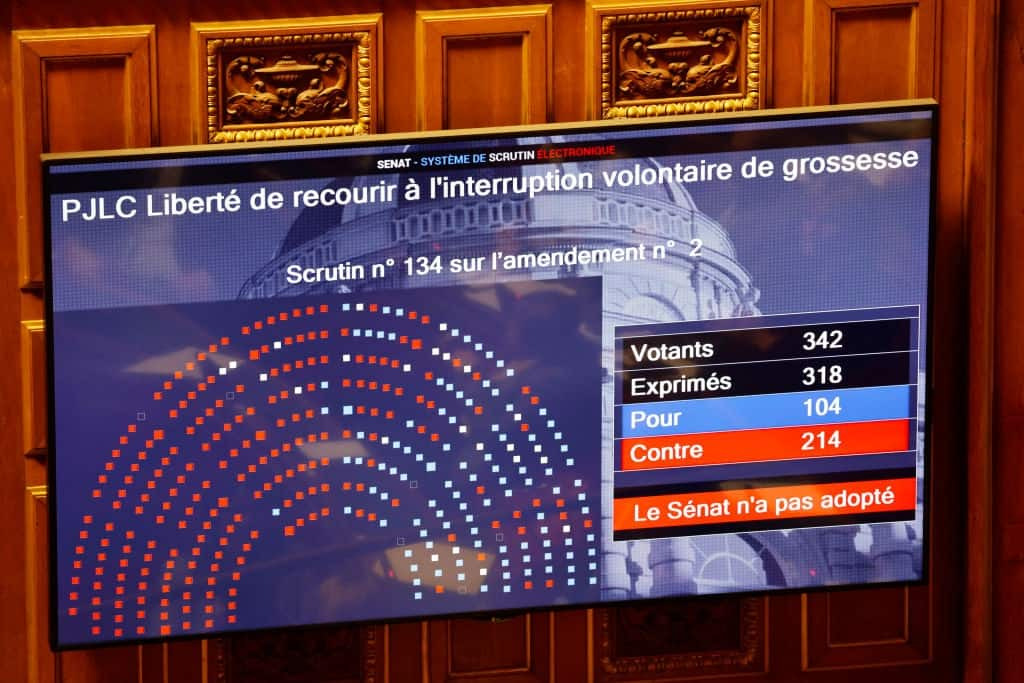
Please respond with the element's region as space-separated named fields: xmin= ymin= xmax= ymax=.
xmin=0 ymin=0 xmax=1000 ymax=681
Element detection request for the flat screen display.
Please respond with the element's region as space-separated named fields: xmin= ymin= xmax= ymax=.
xmin=45 ymin=102 xmax=934 ymax=648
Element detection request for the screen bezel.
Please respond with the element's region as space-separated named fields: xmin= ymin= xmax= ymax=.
xmin=43 ymin=99 xmax=939 ymax=651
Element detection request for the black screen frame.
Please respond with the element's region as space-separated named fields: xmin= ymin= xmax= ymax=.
xmin=43 ymin=99 xmax=939 ymax=651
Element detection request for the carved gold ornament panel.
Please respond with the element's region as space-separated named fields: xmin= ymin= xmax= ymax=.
xmin=594 ymin=598 xmax=766 ymax=679
xmin=191 ymin=16 xmax=381 ymax=143
xmin=588 ymin=1 xmax=766 ymax=118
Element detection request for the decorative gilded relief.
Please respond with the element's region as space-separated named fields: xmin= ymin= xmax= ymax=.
xmin=192 ymin=16 xmax=381 ymax=143
xmin=223 ymin=53 xmax=351 ymax=124
xmin=594 ymin=598 xmax=765 ymax=678
xmin=590 ymin=2 xmax=765 ymax=118
xmin=617 ymin=27 xmax=741 ymax=100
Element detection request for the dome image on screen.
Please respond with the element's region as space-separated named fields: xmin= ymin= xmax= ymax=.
xmin=238 ymin=148 xmax=923 ymax=599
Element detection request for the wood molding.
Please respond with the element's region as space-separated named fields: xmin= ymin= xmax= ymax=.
xmin=586 ymin=0 xmax=768 ymax=119
xmin=12 ymin=24 xmax=158 ymax=290
xmin=414 ymin=5 xmax=553 ymax=130
xmin=20 ymin=320 xmax=46 ymax=460
xmin=190 ymin=14 xmax=383 ymax=143
xmin=25 ymin=485 xmax=51 ymax=683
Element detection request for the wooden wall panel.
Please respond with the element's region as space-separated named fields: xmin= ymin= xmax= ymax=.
xmin=415 ymin=5 xmax=552 ymax=130
xmin=12 ymin=25 xmax=163 ymax=683
xmin=444 ymin=35 xmax=528 ymax=129
xmin=825 ymin=587 xmax=906 ymax=643
xmin=427 ymin=614 xmax=551 ymax=682
xmin=137 ymin=641 xmax=205 ymax=683
xmin=45 ymin=59 xmax=130 ymax=151
xmin=12 ymin=25 xmax=158 ymax=289
xmin=832 ymin=5 xmax=915 ymax=102
xmin=805 ymin=0 xmax=936 ymax=104
xmin=448 ymin=616 xmax=530 ymax=673
xmin=165 ymin=642 xmax=206 ymax=683
xmin=383 ymin=622 xmax=424 ymax=683
xmin=803 ymin=586 xmax=929 ymax=670
xmin=59 ymin=647 xmax=140 ymax=683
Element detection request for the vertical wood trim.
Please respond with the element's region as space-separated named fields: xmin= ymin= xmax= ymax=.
xmin=421 ymin=620 xmax=430 ymax=683
xmin=25 ymin=485 xmax=51 ymax=683
xmin=800 ymin=593 xmax=809 ymax=670
xmin=963 ymin=0 xmax=999 ymax=680
xmin=586 ymin=609 xmax=595 ymax=683
xmin=548 ymin=612 xmax=555 ymax=683
xmin=20 ymin=320 xmax=45 ymax=458
xmin=583 ymin=2 xmax=598 ymax=120
xmin=11 ymin=28 xmax=38 ymax=291
xmin=414 ymin=11 xmax=429 ymax=132
xmin=802 ymin=0 xmax=816 ymax=105
xmin=994 ymin=0 xmax=1024 ymax=678
xmin=0 ymin=5 xmax=28 ymax=680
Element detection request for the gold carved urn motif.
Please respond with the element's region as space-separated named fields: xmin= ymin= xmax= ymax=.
xmin=224 ymin=52 xmax=350 ymax=124
xmin=590 ymin=4 xmax=763 ymax=119
xmin=193 ymin=16 xmax=381 ymax=142
xmin=618 ymin=28 xmax=740 ymax=100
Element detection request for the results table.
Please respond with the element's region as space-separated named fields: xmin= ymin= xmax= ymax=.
xmin=612 ymin=306 xmax=921 ymax=540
